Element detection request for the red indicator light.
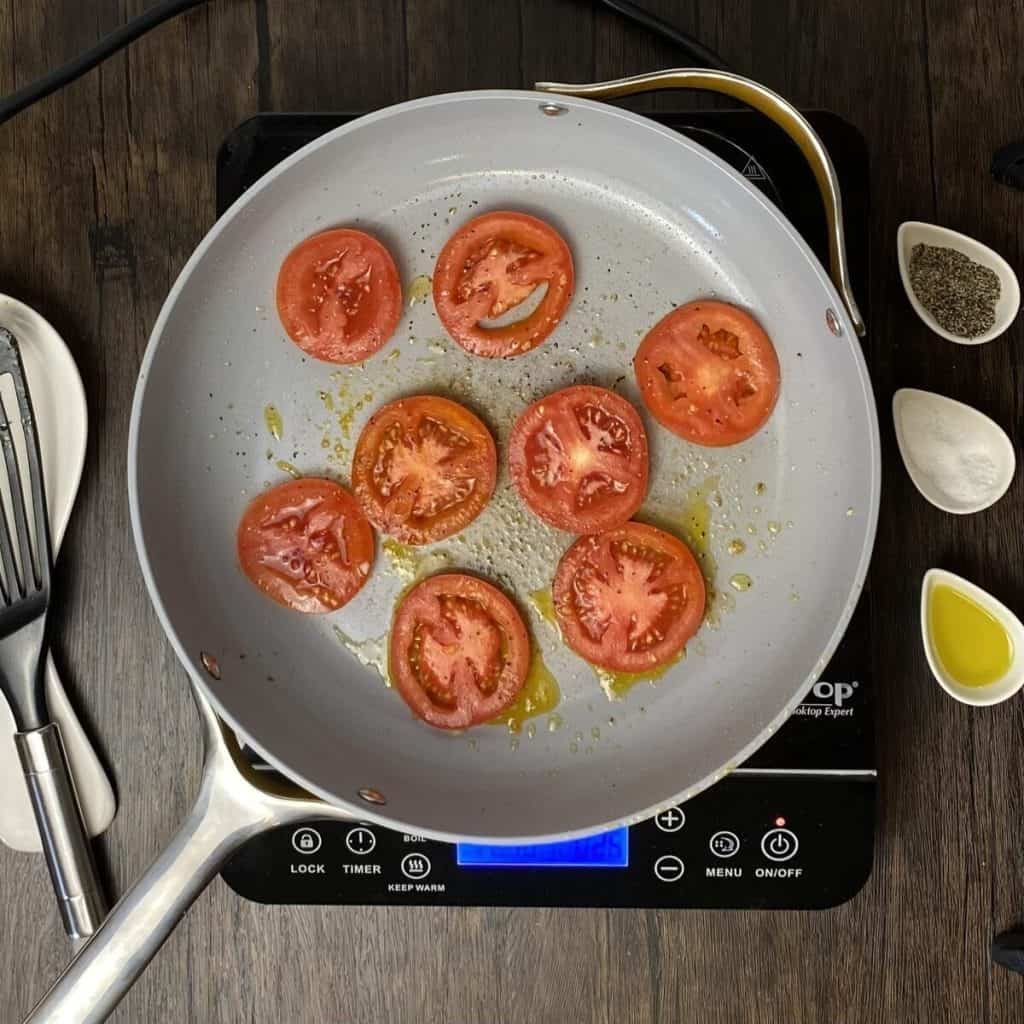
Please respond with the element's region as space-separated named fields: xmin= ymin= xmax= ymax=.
xmin=774 ymin=816 xmax=786 ymax=827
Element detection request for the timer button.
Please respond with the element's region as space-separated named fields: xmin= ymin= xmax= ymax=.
xmin=760 ymin=828 xmax=799 ymax=862
xmin=345 ymin=827 xmax=376 ymax=856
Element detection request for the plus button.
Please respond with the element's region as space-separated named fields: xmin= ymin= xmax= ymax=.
xmin=654 ymin=807 xmax=686 ymax=833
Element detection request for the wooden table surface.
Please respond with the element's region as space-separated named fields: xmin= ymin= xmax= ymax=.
xmin=3 ymin=1 xmax=1024 ymax=1021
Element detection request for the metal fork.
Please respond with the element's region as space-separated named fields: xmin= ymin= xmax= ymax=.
xmin=0 ymin=327 xmax=106 ymax=938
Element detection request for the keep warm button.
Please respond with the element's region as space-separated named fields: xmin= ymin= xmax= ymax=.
xmin=760 ymin=828 xmax=799 ymax=862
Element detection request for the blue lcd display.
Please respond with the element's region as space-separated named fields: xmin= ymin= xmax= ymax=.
xmin=457 ymin=828 xmax=629 ymax=868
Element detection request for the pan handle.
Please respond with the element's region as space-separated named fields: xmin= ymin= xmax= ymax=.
xmin=22 ymin=684 xmax=345 ymax=1024
xmin=535 ymin=70 xmax=866 ymax=337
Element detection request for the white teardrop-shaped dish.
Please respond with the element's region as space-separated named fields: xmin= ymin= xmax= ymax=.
xmin=897 ymin=221 xmax=1020 ymax=345
xmin=921 ymin=568 xmax=1024 ymax=706
xmin=893 ymin=388 xmax=1015 ymax=514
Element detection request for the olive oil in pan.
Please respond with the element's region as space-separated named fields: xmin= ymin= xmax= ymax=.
xmin=263 ymin=403 xmax=283 ymax=441
xmin=407 ymin=274 xmax=433 ymax=305
xmin=528 ymin=587 xmax=558 ymax=628
xmin=489 ymin=644 xmax=561 ymax=733
xmin=596 ymin=652 xmax=684 ymax=701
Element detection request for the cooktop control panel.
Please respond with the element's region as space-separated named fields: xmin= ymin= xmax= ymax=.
xmin=221 ymin=775 xmax=873 ymax=909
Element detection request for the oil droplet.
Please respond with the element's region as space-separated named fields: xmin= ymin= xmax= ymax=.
xmin=275 ymin=460 xmax=301 ymax=479
xmin=754 ymin=481 xmax=766 ymax=496
xmin=727 ymin=539 xmax=746 ymax=556
xmin=526 ymin=722 xmax=537 ymax=739
xmin=382 ymin=539 xmax=450 ymax=582
xmin=408 ymin=274 xmax=433 ymax=305
xmin=758 ymin=540 xmax=768 ymax=553
xmin=547 ymin=713 xmax=563 ymax=732
xmin=675 ymin=476 xmax=719 ymax=576
xmin=263 ymin=404 xmax=283 ymax=441
xmin=730 ymin=573 xmax=753 ymax=592
xmin=746 ymin=523 xmax=757 ymax=536
xmin=490 ymin=644 xmax=561 ymax=732
xmin=596 ymin=651 xmax=683 ymax=700
xmin=846 ymin=507 xmax=855 ymax=517
xmin=590 ymin=726 xmax=601 ymax=740
xmin=332 ymin=626 xmax=390 ymax=686
xmin=528 ymin=587 xmax=558 ymax=627
xmin=767 ymin=521 xmax=782 ymax=535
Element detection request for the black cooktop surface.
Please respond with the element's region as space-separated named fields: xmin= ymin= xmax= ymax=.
xmin=216 ymin=109 xmax=874 ymax=910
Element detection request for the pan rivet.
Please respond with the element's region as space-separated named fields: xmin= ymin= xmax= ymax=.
xmin=825 ymin=308 xmax=843 ymax=336
xmin=539 ymin=103 xmax=569 ymax=117
xmin=358 ymin=787 xmax=387 ymax=806
xmin=200 ymin=652 xmax=221 ymax=680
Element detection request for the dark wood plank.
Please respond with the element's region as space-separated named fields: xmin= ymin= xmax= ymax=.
xmin=4 ymin=2 xmax=1024 ymax=1022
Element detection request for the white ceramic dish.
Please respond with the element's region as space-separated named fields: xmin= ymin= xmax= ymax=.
xmin=892 ymin=388 xmax=1015 ymax=514
xmin=0 ymin=294 xmax=116 ymax=850
xmin=921 ymin=568 xmax=1024 ymax=706
xmin=897 ymin=221 xmax=1020 ymax=345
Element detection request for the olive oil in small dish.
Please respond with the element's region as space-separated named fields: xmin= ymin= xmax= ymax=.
xmin=921 ymin=569 xmax=1024 ymax=706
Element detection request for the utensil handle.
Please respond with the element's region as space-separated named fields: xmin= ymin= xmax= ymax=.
xmin=15 ymin=723 xmax=107 ymax=939
xmin=535 ymin=69 xmax=866 ymax=337
xmin=21 ymin=751 xmax=267 ymax=1024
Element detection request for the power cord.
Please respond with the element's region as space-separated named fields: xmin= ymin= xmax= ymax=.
xmin=0 ymin=0 xmax=727 ymax=128
xmin=0 ymin=0 xmax=210 ymax=126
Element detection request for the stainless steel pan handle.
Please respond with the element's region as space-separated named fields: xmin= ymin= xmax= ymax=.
xmin=22 ymin=684 xmax=351 ymax=1024
xmin=535 ymin=69 xmax=866 ymax=336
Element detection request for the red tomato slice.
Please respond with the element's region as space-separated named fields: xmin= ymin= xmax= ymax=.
xmin=237 ymin=478 xmax=374 ymax=613
xmin=352 ymin=395 xmax=497 ymax=545
xmin=552 ymin=522 xmax=705 ymax=673
xmin=433 ymin=211 xmax=574 ymax=357
xmin=634 ymin=300 xmax=780 ymax=446
xmin=389 ymin=574 xmax=530 ymax=729
xmin=276 ymin=228 xmax=402 ymax=364
xmin=508 ymin=385 xmax=649 ymax=534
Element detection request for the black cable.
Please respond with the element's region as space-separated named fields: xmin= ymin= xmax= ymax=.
xmin=596 ymin=0 xmax=730 ymax=71
xmin=0 ymin=0 xmax=210 ymax=127
xmin=0 ymin=0 xmax=727 ymax=128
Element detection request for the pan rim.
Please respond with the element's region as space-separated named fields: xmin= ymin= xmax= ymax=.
xmin=128 ymin=88 xmax=880 ymax=844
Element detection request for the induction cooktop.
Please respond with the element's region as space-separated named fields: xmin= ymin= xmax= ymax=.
xmin=215 ymin=109 xmax=874 ymax=910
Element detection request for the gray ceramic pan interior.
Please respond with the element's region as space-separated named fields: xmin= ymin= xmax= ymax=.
xmin=129 ymin=90 xmax=880 ymax=842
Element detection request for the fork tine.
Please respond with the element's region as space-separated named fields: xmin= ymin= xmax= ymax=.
xmin=0 ymin=328 xmax=50 ymax=595
xmin=8 ymin=333 xmax=52 ymax=590
xmin=0 ymin=392 xmax=16 ymax=604
xmin=0 ymin=389 xmax=32 ymax=596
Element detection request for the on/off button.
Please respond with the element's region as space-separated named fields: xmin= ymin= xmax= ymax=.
xmin=760 ymin=828 xmax=799 ymax=862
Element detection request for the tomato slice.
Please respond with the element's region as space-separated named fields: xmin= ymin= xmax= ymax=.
xmin=389 ymin=574 xmax=530 ymax=729
xmin=634 ymin=300 xmax=780 ymax=446
xmin=276 ymin=228 xmax=402 ymax=364
xmin=237 ymin=478 xmax=374 ymax=613
xmin=552 ymin=522 xmax=705 ymax=673
xmin=433 ymin=211 xmax=574 ymax=357
xmin=509 ymin=385 xmax=649 ymax=534
xmin=352 ymin=395 xmax=497 ymax=545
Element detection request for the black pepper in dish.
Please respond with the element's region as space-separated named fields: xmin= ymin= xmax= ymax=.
xmin=908 ymin=242 xmax=1001 ymax=338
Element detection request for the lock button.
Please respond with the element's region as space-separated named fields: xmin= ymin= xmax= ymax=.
xmin=291 ymin=827 xmax=323 ymax=855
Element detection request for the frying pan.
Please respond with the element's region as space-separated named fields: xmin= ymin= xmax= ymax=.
xmin=25 ymin=71 xmax=879 ymax=1022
